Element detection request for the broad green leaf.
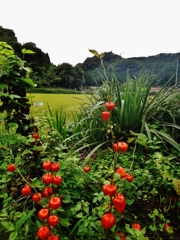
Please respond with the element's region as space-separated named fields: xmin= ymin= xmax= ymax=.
xmin=75 ymin=212 xmax=83 ymax=218
xmin=22 ymin=48 xmax=36 ymax=54
xmin=20 ymin=78 xmax=35 ymax=87
xmin=9 ymin=94 xmax=21 ymax=99
xmin=9 ymin=231 xmax=18 ymax=240
xmin=0 ymin=193 xmax=8 ymax=199
xmin=136 ymin=133 xmax=148 ymax=147
xmin=126 ymin=198 xmax=135 ymax=205
xmin=83 ymin=205 xmax=89 ymax=214
xmin=153 ymin=209 xmax=159 ymax=216
xmin=0 ymin=221 xmax=15 ymax=232
xmin=30 ymin=178 xmax=42 ymax=188
xmin=0 ymin=41 xmax=13 ymax=49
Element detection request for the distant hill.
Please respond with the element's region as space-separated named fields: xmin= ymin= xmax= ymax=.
xmin=77 ymin=51 xmax=180 ymax=86
xmin=1 ymin=25 xmax=180 ymax=88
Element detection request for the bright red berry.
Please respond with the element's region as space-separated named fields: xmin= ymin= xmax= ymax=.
xmin=7 ymin=164 xmax=16 ymax=172
xmin=42 ymin=161 xmax=52 ymax=171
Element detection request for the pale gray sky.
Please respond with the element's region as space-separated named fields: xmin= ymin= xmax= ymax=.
xmin=1 ymin=0 xmax=180 ymax=66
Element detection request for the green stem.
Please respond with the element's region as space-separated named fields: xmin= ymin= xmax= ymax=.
xmin=114 ymin=153 xmax=117 ymax=172
xmin=100 ymin=58 xmax=110 ymax=98
xmin=16 ymin=168 xmax=38 ymax=194
xmin=129 ymin=143 xmax=137 ymax=171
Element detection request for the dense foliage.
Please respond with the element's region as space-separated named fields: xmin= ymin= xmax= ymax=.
xmin=1 ymin=40 xmax=180 ymax=240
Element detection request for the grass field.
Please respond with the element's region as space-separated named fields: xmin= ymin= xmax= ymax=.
xmin=28 ymin=93 xmax=91 ymax=120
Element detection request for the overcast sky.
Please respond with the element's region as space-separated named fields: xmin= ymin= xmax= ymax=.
xmin=1 ymin=0 xmax=180 ymax=66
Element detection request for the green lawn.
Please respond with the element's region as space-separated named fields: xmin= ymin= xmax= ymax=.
xmin=28 ymin=93 xmax=91 ymax=119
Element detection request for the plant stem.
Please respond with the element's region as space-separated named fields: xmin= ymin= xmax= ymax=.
xmin=16 ymin=168 xmax=38 ymax=194
xmin=129 ymin=143 xmax=137 ymax=172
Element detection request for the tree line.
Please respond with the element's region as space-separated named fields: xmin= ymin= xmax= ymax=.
xmin=0 ymin=26 xmax=179 ymax=89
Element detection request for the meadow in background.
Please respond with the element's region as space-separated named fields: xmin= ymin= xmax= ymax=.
xmin=28 ymin=93 xmax=91 ymax=120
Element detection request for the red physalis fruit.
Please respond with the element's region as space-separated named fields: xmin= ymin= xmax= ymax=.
xmin=101 ymin=213 xmax=115 ymax=230
xmin=42 ymin=173 xmax=54 ymax=184
xmin=116 ymin=232 xmax=126 ymax=240
xmin=42 ymin=187 xmax=54 ymax=197
xmin=32 ymin=133 xmax=39 ymax=140
xmin=126 ymin=174 xmax=134 ymax=182
xmin=38 ymin=208 xmax=49 ymax=220
xmin=112 ymin=193 xmax=126 ymax=214
xmin=53 ymin=176 xmax=62 ymax=186
xmin=116 ymin=167 xmax=127 ymax=179
xmin=113 ymin=142 xmax=128 ymax=153
xmin=105 ymin=102 xmax=115 ymax=111
xmin=42 ymin=161 xmax=52 ymax=171
xmin=32 ymin=193 xmax=42 ymax=202
xmin=84 ymin=166 xmax=90 ymax=173
xmin=37 ymin=226 xmax=50 ymax=239
xmin=21 ymin=185 xmax=31 ymax=196
xmin=47 ymin=215 xmax=59 ymax=227
xmin=102 ymin=184 xmax=117 ymax=197
xmin=120 ymin=232 xmax=126 ymax=240
xmin=47 ymin=235 xmax=60 ymax=240
xmin=132 ymin=223 xmax=142 ymax=230
xmin=7 ymin=164 xmax=16 ymax=172
xmin=101 ymin=111 xmax=110 ymax=122
xmin=49 ymin=197 xmax=61 ymax=210
xmin=51 ymin=162 xmax=60 ymax=172
xmin=164 ymin=223 xmax=170 ymax=230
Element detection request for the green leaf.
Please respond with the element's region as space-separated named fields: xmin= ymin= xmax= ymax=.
xmin=153 ymin=209 xmax=159 ymax=216
xmin=9 ymin=94 xmax=21 ymax=99
xmin=24 ymin=222 xmax=30 ymax=236
xmin=70 ymin=191 xmax=81 ymax=199
xmin=9 ymin=231 xmax=18 ymax=240
xmin=161 ymin=169 xmax=173 ymax=180
xmin=99 ymin=53 xmax=105 ymax=59
xmin=59 ymin=218 xmax=71 ymax=227
xmin=70 ymin=216 xmax=86 ymax=236
xmin=35 ymin=219 xmax=42 ymax=228
xmin=173 ymin=178 xmax=180 ymax=195
xmin=31 ymin=178 xmax=42 ymax=188
xmin=20 ymin=78 xmax=35 ymax=87
xmin=83 ymin=205 xmax=89 ymax=214
xmin=126 ymin=198 xmax=135 ymax=205
xmin=75 ymin=212 xmax=83 ymax=218
xmin=136 ymin=133 xmax=148 ymax=147
xmin=127 ymin=137 xmax=135 ymax=143
xmin=62 ymin=195 xmax=71 ymax=203
xmin=15 ymin=209 xmax=35 ymax=231
xmin=1 ymin=221 xmax=15 ymax=232
xmin=89 ymin=49 xmax=99 ymax=58
xmin=0 ymin=193 xmax=8 ymax=199
xmin=22 ymin=48 xmax=36 ymax=54
xmin=149 ymin=225 xmax=157 ymax=231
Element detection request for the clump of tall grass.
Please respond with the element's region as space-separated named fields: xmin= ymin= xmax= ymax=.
xmin=44 ymin=51 xmax=180 ymax=157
